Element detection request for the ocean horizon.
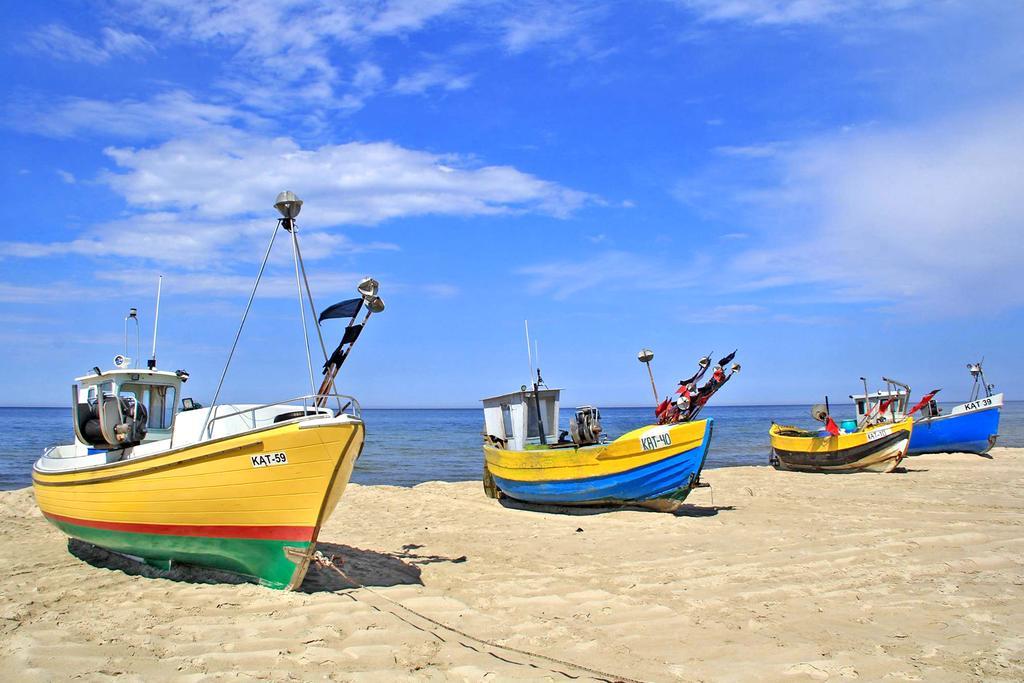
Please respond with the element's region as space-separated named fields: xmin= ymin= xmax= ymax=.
xmin=4 ymin=401 xmax=1021 ymax=491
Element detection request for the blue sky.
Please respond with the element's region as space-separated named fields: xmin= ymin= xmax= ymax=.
xmin=1 ymin=0 xmax=1022 ymax=408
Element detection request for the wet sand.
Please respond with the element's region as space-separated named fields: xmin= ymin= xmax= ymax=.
xmin=1 ymin=449 xmax=1022 ymax=681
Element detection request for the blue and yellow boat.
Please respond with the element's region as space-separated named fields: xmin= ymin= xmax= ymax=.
xmin=481 ymin=387 xmax=713 ymax=510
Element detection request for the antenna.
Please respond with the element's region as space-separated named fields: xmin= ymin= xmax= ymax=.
xmin=859 ymin=376 xmax=869 ymax=426
xmin=148 ymin=275 xmax=163 ymax=370
xmin=524 ymin=320 xmax=534 ymax=386
xmin=124 ymin=307 xmax=139 ymax=368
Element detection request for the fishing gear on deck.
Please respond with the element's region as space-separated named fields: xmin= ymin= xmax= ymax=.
xmin=678 ymin=353 xmax=713 ymax=388
xmin=315 ymin=277 xmax=386 ymax=409
xmin=651 ymin=349 xmax=741 ymax=424
xmin=908 ymin=389 xmax=941 ymax=416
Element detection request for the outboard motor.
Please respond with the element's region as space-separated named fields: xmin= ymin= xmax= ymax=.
xmin=570 ymin=406 xmax=602 ymax=446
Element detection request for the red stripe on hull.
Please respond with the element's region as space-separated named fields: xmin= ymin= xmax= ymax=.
xmin=42 ymin=512 xmax=315 ymax=542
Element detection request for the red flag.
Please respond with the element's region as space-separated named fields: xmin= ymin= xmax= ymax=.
xmin=908 ymin=389 xmax=941 ymax=416
xmin=655 ymin=399 xmax=670 ymax=418
xmin=825 ymin=417 xmax=840 ymax=436
xmin=878 ymin=397 xmax=895 ymax=414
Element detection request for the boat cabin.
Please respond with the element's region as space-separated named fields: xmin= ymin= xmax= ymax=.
xmin=849 ymin=388 xmax=909 ymax=426
xmin=71 ymin=366 xmax=186 ymax=453
xmin=482 ymin=387 xmax=561 ymax=450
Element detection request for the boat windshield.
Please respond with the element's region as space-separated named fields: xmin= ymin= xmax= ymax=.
xmin=119 ymin=382 xmax=176 ymax=431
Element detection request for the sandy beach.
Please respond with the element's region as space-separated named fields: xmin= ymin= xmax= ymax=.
xmin=1 ymin=449 xmax=1022 ymax=682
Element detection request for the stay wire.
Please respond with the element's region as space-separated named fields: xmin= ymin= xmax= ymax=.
xmin=291 ymin=232 xmax=342 ymax=413
xmin=201 ymin=222 xmax=280 ymax=439
xmin=313 ymin=552 xmax=652 ymax=683
xmin=289 ymin=222 xmax=318 ymax=404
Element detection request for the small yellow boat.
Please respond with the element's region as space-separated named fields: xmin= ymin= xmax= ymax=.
xmin=33 ymin=191 xmax=385 ymax=589
xmin=769 ymin=417 xmax=914 ymax=473
xmin=480 ymin=345 xmax=741 ymax=510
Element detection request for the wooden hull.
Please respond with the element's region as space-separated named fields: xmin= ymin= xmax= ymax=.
xmin=769 ymin=419 xmax=913 ymax=473
xmin=482 ymin=419 xmax=713 ymax=509
xmin=32 ymin=417 xmax=364 ymax=589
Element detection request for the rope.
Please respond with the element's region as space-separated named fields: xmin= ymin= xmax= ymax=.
xmin=200 ymin=222 xmax=280 ymax=439
xmin=312 ymin=551 xmax=652 ymax=683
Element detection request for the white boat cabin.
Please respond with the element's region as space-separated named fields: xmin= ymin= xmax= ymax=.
xmin=71 ymin=367 xmax=186 ymax=454
xmin=482 ymin=388 xmax=561 ymax=450
xmin=848 ymin=388 xmax=910 ymax=426
xmin=44 ymin=364 xmax=338 ymax=470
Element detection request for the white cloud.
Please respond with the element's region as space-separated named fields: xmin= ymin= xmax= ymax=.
xmin=500 ymin=3 xmax=608 ymax=58
xmin=715 ymin=143 xmax=785 ymax=158
xmin=56 ymin=170 xmax=76 ymax=184
xmin=681 ymin=303 xmax=765 ymax=323
xmin=675 ymin=0 xmax=923 ymax=26
xmin=96 ymin=268 xmax=367 ymax=300
xmin=7 ymin=91 xmax=259 ymax=140
xmin=0 ymin=212 xmax=396 ymax=270
xmin=518 ymin=250 xmax=707 ymax=300
xmin=393 ymin=65 xmax=473 ymax=96
xmin=26 ymin=24 xmax=153 ymax=63
xmin=100 ymin=133 xmax=592 ymax=224
xmin=729 ymin=98 xmax=1024 ymax=313
xmin=0 ymin=281 xmax=72 ymax=304
xmin=109 ymin=1 xmax=467 ymax=111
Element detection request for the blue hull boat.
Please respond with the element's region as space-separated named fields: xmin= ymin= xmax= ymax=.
xmin=908 ymin=394 xmax=1002 ymax=455
xmin=483 ymin=419 xmax=713 ymax=510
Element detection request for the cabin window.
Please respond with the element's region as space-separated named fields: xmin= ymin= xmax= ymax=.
xmin=147 ymin=385 xmax=176 ymax=430
xmin=526 ymin=398 xmax=554 ymax=439
xmin=526 ymin=401 xmax=539 ymax=438
xmin=501 ymin=404 xmax=514 ymax=440
xmin=119 ymin=384 xmax=150 ymax=421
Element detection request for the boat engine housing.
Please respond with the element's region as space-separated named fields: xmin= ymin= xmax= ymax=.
xmin=570 ymin=406 xmax=602 ymax=446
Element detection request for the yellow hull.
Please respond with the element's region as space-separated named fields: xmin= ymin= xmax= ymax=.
xmin=483 ymin=419 xmax=713 ymax=506
xmin=32 ymin=418 xmax=364 ymax=589
xmin=769 ymin=418 xmax=913 ymax=473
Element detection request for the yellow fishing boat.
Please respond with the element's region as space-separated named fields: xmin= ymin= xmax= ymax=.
xmin=481 ymin=346 xmax=739 ymax=510
xmin=769 ymin=417 xmax=914 ymax=473
xmin=33 ymin=192 xmax=386 ymax=589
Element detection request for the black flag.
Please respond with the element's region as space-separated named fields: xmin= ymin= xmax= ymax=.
xmin=318 ymin=298 xmax=362 ymax=324
xmin=717 ymin=350 xmax=737 ymax=367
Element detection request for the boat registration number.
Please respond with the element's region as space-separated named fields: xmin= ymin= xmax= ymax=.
xmin=640 ymin=433 xmax=672 ymax=451
xmin=251 ymin=451 xmax=288 ymax=468
xmin=963 ymin=397 xmax=994 ymax=411
xmin=865 ymin=427 xmax=892 ymax=441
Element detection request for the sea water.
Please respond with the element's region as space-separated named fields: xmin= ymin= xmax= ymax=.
xmin=3 ymin=403 xmax=1022 ymax=490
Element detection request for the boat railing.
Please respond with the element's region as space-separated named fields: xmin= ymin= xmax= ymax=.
xmin=202 ymin=393 xmax=361 ymax=441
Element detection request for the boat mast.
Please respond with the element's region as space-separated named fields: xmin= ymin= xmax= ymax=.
xmin=524 ymin=321 xmax=547 ymax=445
xmin=148 ymin=275 xmax=162 ymax=370
xmin=637 ymin=348 xmax=658 ymax=404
